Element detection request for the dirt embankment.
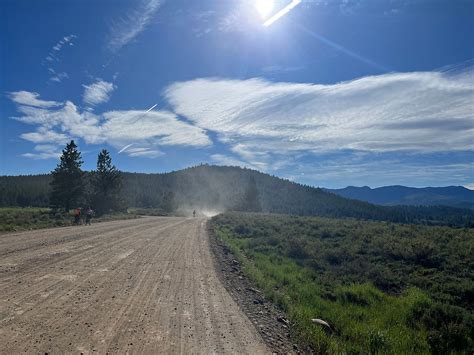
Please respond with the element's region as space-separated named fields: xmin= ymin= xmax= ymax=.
xmin=0 ymin=217 xmax=268 ymax=354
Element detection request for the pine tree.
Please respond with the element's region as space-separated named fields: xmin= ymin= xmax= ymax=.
xmin=50 ymin=140 xmax=85 ymax=212
xmin=91 ymin=149 xmax=123 ymax=214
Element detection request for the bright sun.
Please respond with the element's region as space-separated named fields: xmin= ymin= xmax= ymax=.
xmin=255 ymin=0 xmax=274 ymax=19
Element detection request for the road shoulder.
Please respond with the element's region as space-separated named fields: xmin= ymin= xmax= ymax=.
xmin=208 ymin=221 xmax=301 ymax=354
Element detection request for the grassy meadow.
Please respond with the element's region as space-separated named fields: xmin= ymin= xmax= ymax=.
xmin=211 ymin=212 xmax=474 ymax=353
xmin=0 ymin=207 xmax=138 ymax=232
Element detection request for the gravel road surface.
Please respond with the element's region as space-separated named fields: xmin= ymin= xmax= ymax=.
xmin=0 ymin=217 xmax=268 ymax=354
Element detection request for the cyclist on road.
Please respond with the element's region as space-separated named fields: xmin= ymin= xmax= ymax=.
xmin=73 ymin=207 xmax=82 ymax=225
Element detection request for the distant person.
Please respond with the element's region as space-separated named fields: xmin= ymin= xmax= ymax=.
xmin=193 ymin=210 xmax=196 ymax=218
xmin=85 ymin=207 xmax=94 ymax=225
xmin=73 ymin=207 xmax=81 ymax=225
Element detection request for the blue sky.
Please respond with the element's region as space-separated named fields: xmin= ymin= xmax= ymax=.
xmin=1 ymin=0 xmax=473 ymax=188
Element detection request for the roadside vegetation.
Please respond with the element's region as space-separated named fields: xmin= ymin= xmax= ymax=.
xmin=0 ymin=207 xmax=137 ymax=232
xmin=127 ymin=207 xmax=170 ymax=216
xmin=211 ymin=212 xmax=474 ymax=353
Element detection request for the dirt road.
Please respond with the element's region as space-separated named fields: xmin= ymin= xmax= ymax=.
xmin=0 ymin=217 xmax=268 ymax=354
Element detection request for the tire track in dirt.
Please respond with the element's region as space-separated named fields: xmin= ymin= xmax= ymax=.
xmin=0 ymin=218 xmax=184 ymax=308
xmin=0 ymin=217 xmax=268 ymax=354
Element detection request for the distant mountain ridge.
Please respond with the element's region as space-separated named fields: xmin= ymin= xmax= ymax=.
xmin=326 ymin=185 xmax=474 ymax=209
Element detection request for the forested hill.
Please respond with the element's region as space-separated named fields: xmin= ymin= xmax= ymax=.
xmin=1 ymin=165 xmax=473 ymax=226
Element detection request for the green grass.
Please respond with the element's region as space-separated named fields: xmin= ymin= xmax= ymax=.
xmin=211 ymin=212 xmax=474 ymax=353
xmin=0 ymin=207 xmax=138 ymax=232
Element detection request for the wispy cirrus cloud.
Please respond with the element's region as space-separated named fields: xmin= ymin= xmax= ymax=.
xmin=107 ymin=0 xmax=162 ymax=52
xmin=288 ymin=153 xmax=474 ymax=188
xmin=44 ymin=34 xmax=76 ymax=83
xmin=45 ymin=34 xmax=77 ymax=63
xmin=20 ymin=127 xmax=70 ymax=144
xmin=8 ymin=91 xmax=61 ymax=108
xmin=165 ymin=69 xmax=474 ymax=158
xmin=126 ymin=147 xmax=163 ymax=158
xmin=162 ymin=68 xmax=473 ymax=185
xmin=210 ymin=154 xmax=257 ymax=170
xmin=210 ymin=150 xmax=286 ymax=172
xmin=100 ymin=110 xmax=211 ymax=148
xmin=48 ymin=68 xmax=69 ymax=83
xmin=82 ymin=79 xmax=116 ymax=106
xmin=22 ymin=144 xmax=63 ymax=160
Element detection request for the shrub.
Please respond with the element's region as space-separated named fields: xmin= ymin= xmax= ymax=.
xmin=287 ymin=237 xmax=310 ymax=259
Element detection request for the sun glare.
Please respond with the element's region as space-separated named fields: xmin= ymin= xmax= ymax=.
xmin=255 ymin=0 xmax=274 ymax=19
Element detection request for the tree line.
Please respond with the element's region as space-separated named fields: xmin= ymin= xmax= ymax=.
xmin=1 ymin=158 xmax=473 ymax=227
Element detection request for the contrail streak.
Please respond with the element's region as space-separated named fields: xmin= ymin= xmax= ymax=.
xmin=132 ymin=103 xmax=158 ymax=123
xmin=263 ymin=0 xmax=301 ymax=27
xmin=117 ymin=103 xmax=158 ymax=154
xmin=118 ymin=143 xmax=135 ymax=154
xmin=145 ymin=103 xmax=158 ymax=112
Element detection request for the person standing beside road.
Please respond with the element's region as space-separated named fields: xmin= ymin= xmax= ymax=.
xmin=85 ymin=207 xmax=94 ymax=225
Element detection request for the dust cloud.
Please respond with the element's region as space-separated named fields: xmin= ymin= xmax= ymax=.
xmin=175 ymin=206 xmax=225 ymax=218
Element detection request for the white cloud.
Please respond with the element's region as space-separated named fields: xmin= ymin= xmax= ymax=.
xmin=20 ymin=127 xmax=70 ymax=144
xmin=82 ymin=79 xmax=116 ymax=106
xmin=48 ymin=70 xmax=69 ymax=83
xmin=261 ymin=65 xmax=305 ymax=74
xmin=45 ymin=34 xmax=77 ymax=63
xmin=290 ymin=158 xmax=474 ymax=189
xmin=10 ymin=91 xmax=211 ymax=159
xmin=43 ymin=35 xmax=76 ymax=82
xmin=126 ymin=147 xmax=163 ymax=158
xmin=8 ymin=91 xmax=61 ymax=108
xmin=165 ymin=69 xmax=474 ymax=157
xmin=210 ymin=153 xmax=270 ymax=171
xmin=12 ymin=101 xmax=97 ymax=137
xmin=210 ymin=154 xmax=255 ymax=168
xmin=107 ymin=0 xmax=162 ymax=52
xmin=22 ymin=144 xmax=62 ymax=160
xmin=101 ymin=110 xmax=212 ymax=148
